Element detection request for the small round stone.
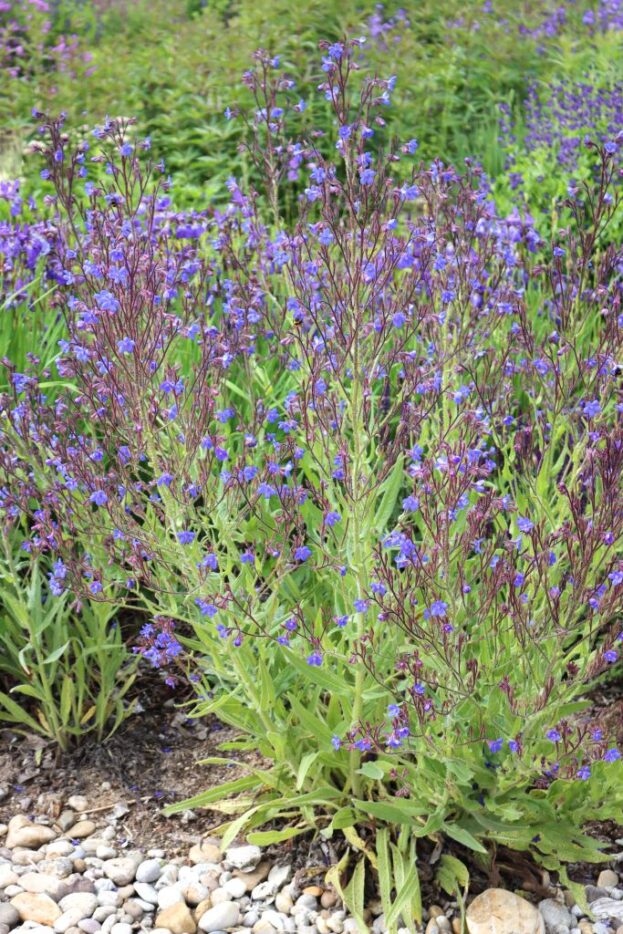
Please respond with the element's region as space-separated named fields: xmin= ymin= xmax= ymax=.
xmin=598 ymin=872 xmax=619 ymax=889
xmin=136 ymin=860 xmax=162 ymax=885
xmin=223 ymin=878 xmax=246 ymax=900
xmin=110 ymin=925 xmax=133 ymax=934
xmin=0 ymin=905 xmax=20 ymax=928
xmin=79 ymin=922 xmax=101 ymax=934
xmin=67 ymin=798 xmax=89 ymax=814
xmin=197 ymin=903 xmax=241 ymax=932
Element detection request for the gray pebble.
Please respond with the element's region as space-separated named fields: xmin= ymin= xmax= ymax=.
xmin=78 ymin=923 xmax=101 ymax=934
xmin=135 ymin=861 xmax=161 ymax=885
xmin=133 ymin=883 xmax=157 ymax=905
xmin=97 ymin=892 xmax=123 ymax=909
xmin=0 ymin=905 xmax=20 ymax=928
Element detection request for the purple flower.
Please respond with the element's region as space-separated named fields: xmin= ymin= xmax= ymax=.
xmin=604 ymin=748 xmax=621 ymax=763
xmin=517 ymin=517 xmax=534 ymax=533
xmin=487 ymin=738 xmax=503 ymax=753
xmin=546 ymin=729 xmax=561 ymax=742
xmin=89 ymin=490 xmax=108 ymax=507
xmin=177 ymin=530 xmax=195 ymax=545
xmin=360 ymin=168 xmax=376 ymax=186
xmin=325 ymin=511 xmax=341 ymax=527
xmin=577 ymin=765 xmax=591 ymax=781
xmin=294 ymin=545 xmax=311 ymax=562
xmin=307 ymin=652 xmax=323 ymax=666
xmin=582 ymin=399 xmax=602 ymax=420
xmin=117 ymin=337 xmax=135 ymax=354
xmin=402 ymin=495 xmax=420 ymax=512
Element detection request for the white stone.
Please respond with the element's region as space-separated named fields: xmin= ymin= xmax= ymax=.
xmin=6 ymin=818 xmax=56 ymax=850
xmin=224 ymin=847 xmax=261 ymax=872
xmin=591 ymin=900 xmax=623 ymax=923
xmin=96 ymin=892 xmax=122 ymax=909
xmin=467 ymin=890 xmax=545 ymax=934
xmin=102 ymin=858 xmax=139 ymax=886
xmin=209 ymin=887 xmax=232 ymax=905
xmin=10 ymin=893 xmax=62 ymax=926
xmin=267 ymin=866 xmax=291 ymax=888
xmin=0 ymin=863 xmax=19 ymax=888
xmin=197 ymin=902 xmax=241 ymax=932
xmin=58 ymin=894 xmax=98 ymax=917
xmin=136 ymin=860 xmax=162 ymax=884
xmin=157 ymin=887 xmax=185 ymax=910
xmin=20 ymin=873 xmax=65 ymax=899
xmin=223 ymin=878 xmax=247 ymax=900
xmin=54 ymin=909 xmax=90 ymax=934
xmin=134 ymin=883 xmax=158 ymax=905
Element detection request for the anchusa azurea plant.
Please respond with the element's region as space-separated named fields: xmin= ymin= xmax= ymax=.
xmin=1 ymin=39 xmax=623 ymax=928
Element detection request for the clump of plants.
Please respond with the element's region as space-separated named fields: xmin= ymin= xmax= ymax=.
xmin=495 ymin=73 xmax=623 ymax=242
xmin=1 ymin=39 xmax=623 ymax=931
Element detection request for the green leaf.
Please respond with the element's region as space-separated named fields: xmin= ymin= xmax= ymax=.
xmin=0 ymin=691 xmax=46 ymax=734
xmin=357 ymin=761 xmax=384 ymax=780
xmin=343 ymin=859 xmax=368 ymax=933
xmin=248 ymin=826 xmax=307 ymax=845
xmin=331 ymin=807 xmax=356 ymax=830
xmin=296 ymin=752 xmax=320 ymax=790
xmin=443 ymin=823 xmax=488 ymax=854
xmin=353 ymin=798 xmax=428 ymax=824
xmin=373 ymin=456 xmax=404 ymax=533
xmin=437 ymin=854 xmax=470 ymax=895
xmin=162 ymin=773 xmax=263 ymax=813
xmin=385 ymin=864 xmax=420 ymax=929
xmin=376 ymin=828 xmax=392 ymax=919
xmin=42 ymin=641 xmax=70 ymax=666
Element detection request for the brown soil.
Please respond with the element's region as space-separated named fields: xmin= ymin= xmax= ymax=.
xmin=0 ymin=687 xmax=263 ymax=855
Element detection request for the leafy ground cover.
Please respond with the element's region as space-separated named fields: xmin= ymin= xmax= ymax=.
xmin=1 ymin=1 xmax=623 ymax=929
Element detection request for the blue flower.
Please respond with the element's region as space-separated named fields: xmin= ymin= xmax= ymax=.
xmin=90 ymin=490 xmax=108 ymax=506
xmin=546 ymin=729 xmax=561 ymax=742
xmin=582 ymin=399 xmax=601 ymax=420
xmin=402 ymin=495 xmax=420 ymax=512
xmin=117 ymin=337 xmax=136 ymax=353
xmin=604 ymin=748 xmax=621 ymax=762
xmin=294 ymin=545 xmax=311 ymax=562
xmin=517 ymin=516 xmax=534 ymax=533
xmin=177 ymin=530 xmax=195 ymax=545
xmin=487 ymin=738 xmax=503 ymax=753
xmin=307 ymin=652 xmax=323 ymax=666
